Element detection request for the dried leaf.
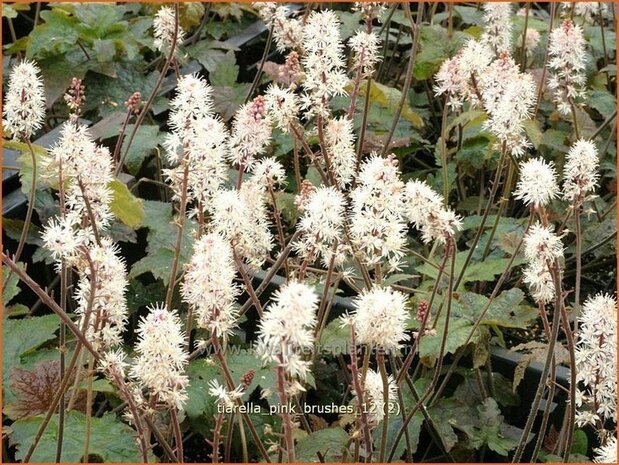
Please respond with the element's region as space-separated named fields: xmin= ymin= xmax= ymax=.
xmin=511 ymin=341 xmax=570 ymax=392
xmin=6 ymin=360 xmax=86 ymax=419
xmin=8 ymin=360 xmax=61 ymax=419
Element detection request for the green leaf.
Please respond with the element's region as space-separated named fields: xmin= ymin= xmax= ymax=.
xmin=75 ymin=378 xmax=116 ymax=394
xmin=383 ymin=273 xmax=417 ymax=286
xmin=334 ymin=11 xmax=364 ymax=40
xmin=209 ymin=50 xmax=238 ymax=87
xmin=305 ymin=166 xmax=323 ymax=187
xmin=573 ymin=106 xmax=598 ymax=139
xmin=130 ymin=248 xmax=175 ymax=282
xmin=226 ymin=351 xmax=279 ymax=396
xmin=93 ymin=39 xmax=116 ymax=62
xmin=540 ymin=128 xmax=570 ymax=152
xmin=584 ymin=25 xmax=616 ymax=54
xmin=70 ymin=3 xmax=128 ymax=37
xmin=187 ymin=42 xmax=229 ymax=73
xmin=295 ymin=427 xmax=350 ymax=462
xmin=319 ymin=319 xmax=350 ymax=356
xmin=3 ymin=314 xmax=59 ymax=404
xmin=454 ymin=371 xmax=520 ymax=408
xmin=11 ymin=412 xmax=144 ymax=462
xmin=2 ymin=217 xmax=44 ymax=247
xmin=129 ymin=200 xmax=196 ymax=281
xmin=417 ymin=317 xmax=483 ymax=366
xmin=184 ymin=359 xmax=221 ymax=419
xmin=452 ymin=6 xmax=484 ymax=25
xmin=37 ymin=52 xmax=90 ymax=108
xmin=416 ymin=250 xmax=526 ymax=285
xmin=522 ymin=118 xmax=543 ymax=149
xmin=426 ymin=396 xmax=473 ymax=451
xmin=26 ymin=9 xmax=80 ymax=58
xmin=3 ymin=35 xmax=30 ymax=55
xmin=2 ymin=3 xmax=30 ymax=19
xmin=108 ymin=179 xmax=144 ymax=228
xmin=373 ymin=408 xmax=423 ymax=460
xmin=119 ymin=125 xmax=164 ymax=175
xmin=126 ymin=280 xmax=166 ymax=315
xmin=541 ymin=453 xmax=592 ymax=463
xmin=414 ymin=289 xmax=535 ymax=366
xmin=211 ymin=83 xmax=251 ymax=121
xmin=275 ymin=191 xmax=300 ymax=226
xmin=571 ymin=429 xmax=588 ymax=456
xmin=84 ymin=65 xmax=162 ymax=118
xmin=179 ymin=2 xmax=205 ymax=31
xmin=511 ymin=14 xmax=549 ymax=32
xmin=354 ymin=80 xmax=424 ymax=128
xmin=413 ymin=25 xmax=467 ymax=80
xmin=3 ymin=140 xmax=50 ymax=194
xmin=588 ymin=90 xmax=617 ymax=119
xmin=455 ymin=288 xmax=536 ymax=329
xmin=2 ymin=264 xmax=22 ymax=307
xmin=470 ymin=398 xmax=517 ymax=456
xmin=446 ymin=110 xmax=487 ymax=133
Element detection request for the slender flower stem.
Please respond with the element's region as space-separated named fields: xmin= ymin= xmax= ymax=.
xmin=2 ymin=253 xmax=97 ymax=356
xmin=293 ymin=140 xmax=302 ymax=191
xmin=388 ymin=238 xmax=456 ymax=461
xmin=116 ymin=3 xmax=180 ymax=175
xmin=512 ymin=259 xmax=564 ymax=463
xmin=520 ymin=3 xmax=530 ymax=72
xmin=430 ymin=214 xmax=534 ymax=405
xmin=529 ymin=303 xmax=554 ymax=462
xmin=590 ymin=109 xmax=617 ymax=140
xmin=396 ymin=241 xmax=451 ymax=385
xmin=12 ymin=139 xmax=37 ymax=267
xmin=532 ymin=2 xmax=556 ymax=118
xmin=210 ymin=336 xmax=271 ymax=462
xmin=4 ymin=253 xmax=175 ymax=463
xmin=112 ymin=107 xmax=133 ymax=165
xmin=349 ymin=327 xmax=373 ymax=461
xmin=574 ymin=205 xmax=582 ymax=331
xmin=394 ymin=354 xmax=454 ymax=461
xmin=77 ymin=179 xmax=102 ymax=247
xmin=439 ymin=94 xmax=451 ymax=206
xmin=56 ymin=262 xmax=68 ymax=462
xmin=223 ymin=415 xmax=234 ymax=462
xmin=316 ymin=115 xmax=337 ymax=186
xmin=569 ymin=98 xmax=581 ymax=140
xmin=233 ymin=251 xmax=265 ymax=317
xmin=246 ymin=24 xmax=274 ymax=103
xmin=315 ymin=243 xmax=338 ymax=340
xmin=236 ymin=231 xmax=302 ymax=316
xmin=480 ymin=157 xmax=516 ymax=260
xmin=25 ymin=256 xmax=98 ymax=463
xmin=377 ymin=351 xmax=389 ymax=463
xmin=170 ymin=408 xmax=184 ymax=462
xmin=276 ymin=358 xmax=295 ymax=463
xmin=381 ymin=2 xmax=423 ymax=157
xmin=454 ymin=145 xmax=507 ymax=291
xmin=210 ymin=411 xmax=225 ymax=463
xmin=558 ymin=301 xmax=577 ymax=461
xmin=530 ymin=361 xmax=557 ymax=462
xmin=290 ymin=124 xmax=330 ymax=185
xmin=83 ymin=357 xmax=95 ymax=463
xmin=354 ymin=74 xmax=373 ymax=180
xmin=237 ymin=413 xmax=249 ymax=463
xmin=267 ymin=183 xmax=289 ymax=278
xmin=24 ymin=340 xmax=84 ymax=463
xmin=165 ymin=163 xmax=189 ymax=310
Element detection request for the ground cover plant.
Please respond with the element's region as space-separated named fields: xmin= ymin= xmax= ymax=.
xmin=1 ymin=1 xmax=617 ymax=463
